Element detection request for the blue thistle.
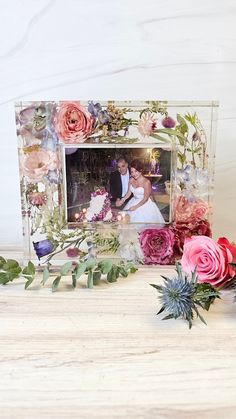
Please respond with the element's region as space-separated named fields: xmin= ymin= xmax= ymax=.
xmin=158 ymin=276 xmax=195 ymax=319
xmin=151 ymin=262 xmax=220 ymax=329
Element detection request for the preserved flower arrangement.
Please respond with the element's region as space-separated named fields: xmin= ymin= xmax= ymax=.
xmin=15 ymin=100 xmax=218 ymax=266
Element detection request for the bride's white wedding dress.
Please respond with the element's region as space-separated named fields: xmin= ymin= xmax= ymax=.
xmin=123 ymin=185 xmax=165 ymax=223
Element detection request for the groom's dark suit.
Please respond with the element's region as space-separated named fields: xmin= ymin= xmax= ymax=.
xmin=109 ymin=170 xmax=132 ymax=204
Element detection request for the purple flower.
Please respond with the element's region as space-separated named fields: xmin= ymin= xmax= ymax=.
xmin=46 ymin=170 xmax=60 ymax=184
xmin=177 ymin=165 xmax=191 ymax=183
xmin=88 ymin=101 xmax=102 ymax=117
xmin=40 ymin=130 xmax=57 ymax=151
xmin=98 ymin=110 xmax=110 ymax=125
xmin=33 ymin=239 xmax=54 ymax=259
xmin=66 ymin=248 xmax=79 ymax=258
xmin=162 ymin=116 xmax=176 ymax=129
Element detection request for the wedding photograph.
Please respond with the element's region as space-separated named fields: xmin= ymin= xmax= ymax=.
xmin=65 ymin=146 xmax=172 ymax=223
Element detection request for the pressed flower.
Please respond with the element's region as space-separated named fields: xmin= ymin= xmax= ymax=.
xmin=88 ymin=101 xmax=102 ymax=117
xmin=33 ymin=239 xmax=55 ymax=259
xmin=66 ymin=248 xmax=80 ymax=258
xmin=162 ymin=116 xmax=176 ymax=129
xmin=138 ymin=112 xmax=157 ymax=137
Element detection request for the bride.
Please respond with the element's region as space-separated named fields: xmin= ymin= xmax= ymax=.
xmin=116 ymin=159 xmax=165 ymax=223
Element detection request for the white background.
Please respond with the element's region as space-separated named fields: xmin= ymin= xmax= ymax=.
xmin=0 ymin=0 xmax=235 ymax=248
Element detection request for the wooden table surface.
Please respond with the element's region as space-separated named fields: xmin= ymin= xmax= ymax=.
xmin=0 ymin=267 xmax=236 ymax=419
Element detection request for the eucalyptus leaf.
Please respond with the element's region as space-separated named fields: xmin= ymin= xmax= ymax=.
xmin=41 ymin=266 xmax=50 ymax=285
xmin=72 ymin=273 xmax=77 ymax=289
xmin=22 ymin=261 xmax=35 ymax=278
xmin=0 ymin=272 xmax=10 ymax=285
xmin=52 ymin=275 xmax=62 ymax=292
xmin=0 ymin=256 xmax=6 ymax=268
xmin=25 ymin=276 xmax=35 ymax=290
xmin=60 ymin=261 xmax=72 ymax=276
xmin=3 ymin=259 xmax=19 ymax=270
xmin=92 ymin=270 xmax=102 ymax=285
xmin=98 ymin=259 xmax=113 ymax=274
xmin=75 ymin=262 xmax=87 ymax=280
xmin=118 ymin=266 xmax=128 ymax=277
xmin=85 ymin=259 xmax=96 ymax=270
xmin=107 ymin=266 xmax=119 ymax=283
xmin=87 ymin=271 xmax=93 ymax=289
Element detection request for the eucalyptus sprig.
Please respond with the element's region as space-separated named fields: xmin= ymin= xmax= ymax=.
xmin=150 ymin=262 xmax=220 ymax=329
xmin=0 ymin=255 xmax=138 ymax=293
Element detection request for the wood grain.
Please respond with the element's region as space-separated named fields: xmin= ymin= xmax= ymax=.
xmin=0 ymin=267 xmax=236 ymax=418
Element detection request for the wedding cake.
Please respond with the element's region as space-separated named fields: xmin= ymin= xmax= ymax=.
xmin=85 ymin=187 xmax=113 ymax=222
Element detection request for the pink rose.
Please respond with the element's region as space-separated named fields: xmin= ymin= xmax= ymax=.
xmin=138 ymin=111 xmax=157 ymax=137
xmin=55 ymin=101 xmax=94 ymax=143
xmin=139 ymin=227 xmax=175 ymax=265
xmin=21 ymin=149 xmax=59 ymax=182
xmin=181 ymin=235 xmax=235 ymax=287
xmin=218 ymin=237 xmax=236 ymax=261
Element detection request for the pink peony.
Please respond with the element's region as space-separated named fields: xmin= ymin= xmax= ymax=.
xmin=139 ymin=227 xmax=175 ymax=265
xmin=55 ymin=101 xmax=94 ymax=143
xmin=138 ymin=111 xmax=157 ymax=137
xmin=181 ymin=235 xmax=236 ymax=287
xmin=21 ymin=149 xmax=59 ymax=182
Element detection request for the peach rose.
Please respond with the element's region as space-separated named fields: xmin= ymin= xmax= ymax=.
xmin=174 ymin=196 xmax=194 ymax=223
xmin=175 ymin=196 xmax=209 ymax=223
xmin=55 ymin=101 xmax=94 ymax=143
xmin=181 ymin=235 xmax=235 ymax=287
xmin=192 ymin=200 xmax=209 ymax=220
xmin=21 ymin=149 xmax=59 ymax=182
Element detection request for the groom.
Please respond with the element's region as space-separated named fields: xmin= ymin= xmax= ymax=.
xmin=110 ymin=157 xmax=132 ymax=207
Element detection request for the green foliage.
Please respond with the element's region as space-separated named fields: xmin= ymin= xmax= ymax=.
xmin=0 ymin=257 xmax=22 ymax=285
xmin=22 ymin=261 xmax=36 ymax=289
xmin=0 ymin=255 xmax=138 ymax=292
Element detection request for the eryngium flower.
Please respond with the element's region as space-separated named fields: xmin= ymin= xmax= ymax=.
xmin=157 ymin=276 xmax=195 ymax=318
xmin=150 ymin=262 xmax=220 ymax=328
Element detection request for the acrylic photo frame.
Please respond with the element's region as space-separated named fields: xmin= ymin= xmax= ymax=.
xmin=15 ymin=101 xmax=218 ymax=265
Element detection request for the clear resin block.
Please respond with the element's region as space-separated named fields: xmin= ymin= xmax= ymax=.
xmin=15 ymin=100 xmax=218 ymax=265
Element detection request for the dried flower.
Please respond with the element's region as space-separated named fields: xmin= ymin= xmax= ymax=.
xmin=138 ymin=111 xmax=157 ymax=137
xmin=28 ymin=192 xmax=47 ymax=206
xmin=66 ymin=248 xmax=80 ymax=258
xmin=162 ymin=116 xmax=176 ymax=128
xmin=33 ymin=239 xmax=55 ymax=259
